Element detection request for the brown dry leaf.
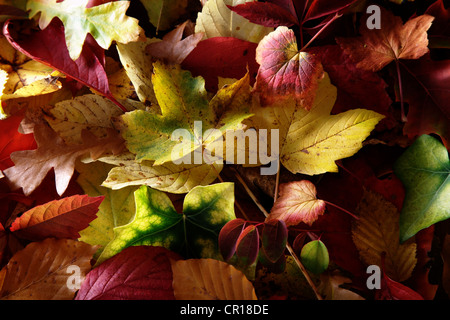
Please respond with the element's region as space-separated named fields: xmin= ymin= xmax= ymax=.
xmin=352 ymin=189 xmax=417 ymax=282
xmin=146 ymin=21 xmax=203 ymax=64
xmin=171 ymin=258 xmax=257 ymax=300
xmin=3 ymin=124 xmax=125 ymax=196
xmin=0 ymin=238 xmax=97 ymax=300
xmin=336 ymin=9 xmax=434 ymax=71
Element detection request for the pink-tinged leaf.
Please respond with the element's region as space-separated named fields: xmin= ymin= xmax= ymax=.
xmin=228 ymin=2 xmax=298 ymax=28
xmin=218 ymin=218 xmax=246 ymax=262
xmin=181 ymin=37 xmax=259 ymax=91
xmin=261 ymin=219 xmax=287 ymax=263
xmin=235 ymin=225 xmax=260 ymax=266
xmin=254 ymin=26 xmax=324 ymax=107
xmin=146 ymin=21 xmax=203 ymax=64
xmin=269 ymin=180 xmax=326 ymax=226
xmin=3 ymin=18 xmax=125 ymax=112
xmin=10 ymin=195 xmax=104 ymax=241
xmin=76 ymin=246 xmax=182 ymax=300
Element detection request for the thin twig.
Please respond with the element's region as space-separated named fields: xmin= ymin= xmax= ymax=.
xmin=395 ymin=59 xmax=407 ymax=122
xmin=232 ymin=167 xmax=323 ymax=300
xmin=301 ymin=13 xmax=342 ymax=51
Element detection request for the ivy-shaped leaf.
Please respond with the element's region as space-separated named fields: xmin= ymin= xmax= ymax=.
xmin=96 ymin=182 xmax=236 ymax=264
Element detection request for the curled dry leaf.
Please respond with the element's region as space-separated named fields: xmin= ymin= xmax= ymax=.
xmin=171 ymin=258 xmax=257 ymax=300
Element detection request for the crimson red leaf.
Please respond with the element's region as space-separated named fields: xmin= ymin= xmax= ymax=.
xmin=261 ymin=219 xmax=287 ymax=263
xmin=307 ymin=45 xmax=393 ymax=129
xmin=181 ymin=37 xmax=259 ymax=91
xmin=228 ymin=2 xmax=298 ymax=28
xmin=76 ymin=246 xmax=182 ymax=300
xmin=218 ymin=218 xmax=246 ymax=262
xmin=10 ymin=194 xmax=104 ymax=241
xmin=303 ymin=0 xmax=358 ymax=21
xmin=0 ymin=114 xmax=36 ymax=171
xmin=235 ymin=225 xmax=260 ymax=266
xmin=401 ymin=56 xmax=450 ymax=149
xmin=3 ymin=18 xmax=125 ymax=112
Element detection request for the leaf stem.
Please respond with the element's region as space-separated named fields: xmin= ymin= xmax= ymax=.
xmin=395 ymin=59 xmax=407 ymax=122
xmin=324 ymin=200 xmax=359 ymax=220
xmin=273 ymin=162 xmax=281 ymax=203
xmin=300 ymin=13 xmax=342 ymax=51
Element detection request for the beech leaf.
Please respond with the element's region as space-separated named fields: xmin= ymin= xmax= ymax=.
xmin=336 ymin=9 xmax=434 ymax=71
xmin=0 ymin=238 xmax=97 ymax=300
xmin=76 ymin=246 xmax=182 ymax=300
xmin=352 ymin=189 xmax=417 ymax=282
xmin=235 ymin=225 xmax=260 ymax=267
xmin=10 ymin=194 xmax=104 ymax=241
xmin=261 ymin=219 xmax=288 ymax=263
xmin=171 ymin=258 xmax=257 ymax=300
xmin=394 ymin=135 xmax=450 ymax=242
xmin=269 ymin=180 xmax=326 ymax=226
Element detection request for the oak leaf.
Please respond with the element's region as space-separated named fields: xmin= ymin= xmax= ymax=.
xmin=146 ymin=21 xmax=203 ymax=65
xmin=3 ymin=124 xmax=125 ymax=196
xmin=171 ymin=258 xmax=257 ymax=300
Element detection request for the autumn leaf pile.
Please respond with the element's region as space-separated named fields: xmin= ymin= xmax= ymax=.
xmin=0 ymin=0 xmax=449 ymax=301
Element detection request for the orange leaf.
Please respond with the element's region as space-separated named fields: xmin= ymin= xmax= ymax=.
xmin=10 ymin=194 xmax=104 ymax=241
xmin=268 ymin=180 xmax=326 ymax=226
xmin=336 ymin=8 xmax=434 ymax=71
xmin=171 ymin=258 xmax=257 ymax=300
xmin=0 ymin=238 xmax=97 ymax=300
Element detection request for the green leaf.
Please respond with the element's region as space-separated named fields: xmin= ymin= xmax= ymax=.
xmin=300 ymin=240 xmax=329 ymax=274
xmin=394 ymin=135 xmax=450 ymax=242
xmin=27 ymin=0 xmax=144 ymax=60
xmin=96 ymin=182 xmax=236 ymax=264
xmin=118 ymin=62 xmax=252 ymax=165
xmin=76 ymin=161 xmax=137 ymax=251
xmin=140 ymin=0 xmax=188 ymax=32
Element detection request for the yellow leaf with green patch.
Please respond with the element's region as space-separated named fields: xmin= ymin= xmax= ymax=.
xmin=76 ymin=161 xmax=137 ymax=253
xmin=117 ymin=62 xmax=253 ymax=165
xmin=96 ymin=182 xmax=236 ymax=264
